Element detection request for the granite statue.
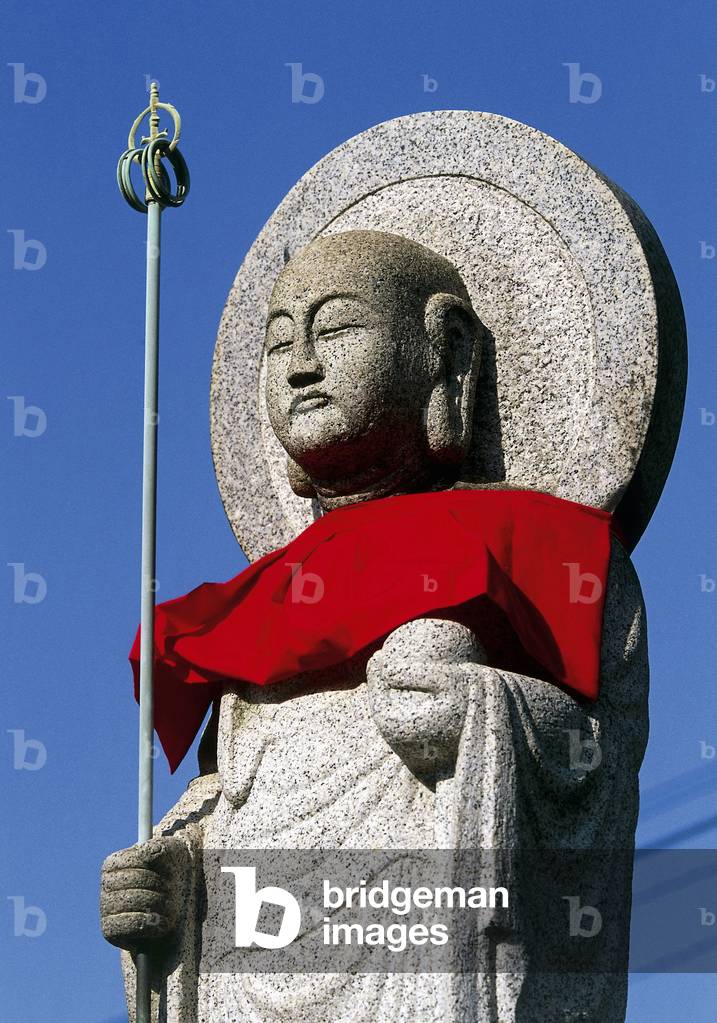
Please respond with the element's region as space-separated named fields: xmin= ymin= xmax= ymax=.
xmin=99 ymin=110 xmax=687 ymax=1022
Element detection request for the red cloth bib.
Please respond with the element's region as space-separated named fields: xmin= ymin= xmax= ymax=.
xmin=130 ymin=489 xmax=616 ymax=772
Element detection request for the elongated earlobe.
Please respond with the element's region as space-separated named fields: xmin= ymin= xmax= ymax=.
xmin=424 ymin=293 xmax=484 ymax=464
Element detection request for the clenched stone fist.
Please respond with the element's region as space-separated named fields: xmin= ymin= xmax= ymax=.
xmin=100 ymin=834 xmax=191 ymax=953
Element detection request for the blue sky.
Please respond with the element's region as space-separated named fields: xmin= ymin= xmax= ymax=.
xmin=3 ymin=0 xmax=717 ymax=1019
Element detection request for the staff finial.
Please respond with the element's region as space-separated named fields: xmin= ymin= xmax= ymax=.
xmin=117 ymin=85 xmax=189 ymax=212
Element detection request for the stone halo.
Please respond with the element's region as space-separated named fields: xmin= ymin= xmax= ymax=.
xmin=211 ymin=110 xmax=686 ymax=562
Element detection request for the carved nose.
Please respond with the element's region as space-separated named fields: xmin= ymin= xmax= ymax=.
xmin=287 ymin=338 xmax=323 ymax=388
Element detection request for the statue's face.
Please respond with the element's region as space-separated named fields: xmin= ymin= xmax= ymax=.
xmin=264 ymin=239 xmax=431 ymax=481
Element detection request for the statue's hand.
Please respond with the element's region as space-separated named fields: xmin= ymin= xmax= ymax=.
xmin=366 ymin=617 xmax=485 ymax=776
xmin=100 ymin=835 xmax=190 ymax=953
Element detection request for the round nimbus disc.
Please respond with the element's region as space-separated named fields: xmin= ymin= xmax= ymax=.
xmin=211 ymin=110 xmax=686 ymax=561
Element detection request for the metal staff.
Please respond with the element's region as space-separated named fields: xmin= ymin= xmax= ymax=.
xmin=117 ymin=83 xmax=190 ymax=1023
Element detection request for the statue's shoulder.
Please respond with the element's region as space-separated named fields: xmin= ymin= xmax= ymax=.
xmin=452 ymin=478 xmax=645 ymax=649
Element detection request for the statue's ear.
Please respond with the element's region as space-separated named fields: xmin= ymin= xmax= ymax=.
xmin=287 ymin=455 xmax=316 ymax=498
xmin=423 ymin=293 xmax=484 ymax=464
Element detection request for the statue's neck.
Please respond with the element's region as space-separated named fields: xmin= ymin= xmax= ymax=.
xmin=312 ymin=461 xmax=457 ymax=512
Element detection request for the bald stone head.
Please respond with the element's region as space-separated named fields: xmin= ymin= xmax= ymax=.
xmin=263 ymin=230 xmax=485 ymax=505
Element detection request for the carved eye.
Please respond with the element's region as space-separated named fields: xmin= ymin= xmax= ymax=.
xmin=313 ymin=297 xmax=368 ymax=339
xmin=266 ymin=315 xmax=294 ymax=353
xmin=315 ymin=323 xmax=364 ymax=339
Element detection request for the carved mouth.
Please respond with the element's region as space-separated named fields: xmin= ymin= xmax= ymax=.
xmin=290 ymin=392 xmax=331 ymax=414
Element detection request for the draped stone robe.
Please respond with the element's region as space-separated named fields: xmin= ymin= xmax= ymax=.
xmin=121 ymin=536 xmax=648 ymax=1023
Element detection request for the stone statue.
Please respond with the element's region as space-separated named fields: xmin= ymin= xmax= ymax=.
xmin=99 ymin=111 xmax=686 ymax=1022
